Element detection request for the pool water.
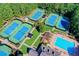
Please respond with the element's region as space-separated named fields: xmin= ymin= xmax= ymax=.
xmin=4 ymin=22 xmax=19 ymax=35
xmin=54 ymin=37 xmax=75 ymax=51
xmin=31 ymin=9 xmax=43 ymax=21
xmin=45 ymin=14 xmax=58 ymax=26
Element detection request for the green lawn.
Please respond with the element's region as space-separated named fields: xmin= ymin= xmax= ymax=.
xmin=33 ymin=37 xmax=41 ymax=48
xmin=20 ymin=45 xmax=28 ymax=54
xmin=0 ymin=20 xmax=4 ymax=28
xmin=51 ymin=28 xmax=59 ymax=33
xmin=42 ymin=25 xmax=53 ymax=32
xmin=24 ymin=39 xmax=35 ymax=46
xmin=24 ymin=25 xmax=52 ymax=47
xmin=24 ymin=29 xmax=40 ymax=46
xmin=51 ymin=28 xmax=66 ymax=34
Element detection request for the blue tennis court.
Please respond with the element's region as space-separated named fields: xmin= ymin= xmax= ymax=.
xmin=4 ymin=22 xmax=19 ymax=35
xmin=54 ymin=37 xmax=75 ymax=51
xmin=9 ymin=23 xmax=32 ymax=43
xmin=45 ymin=14 xmax=58 ymax=27
xmin=56 ymin=17 xmax=70 ymax=30
xmin=0 ymin=20 xmax=22 ymax=37
xmin=0 ymin=51 xmax=7 ymax=56
xmin=14 ymin=26 xmax=29 ymax=40
xmin=31 ymin=9 xmax=44 ymax=21
xmin=0 ymin=45 xmax=11 ymax=56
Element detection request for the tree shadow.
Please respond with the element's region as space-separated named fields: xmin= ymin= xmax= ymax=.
xmin=59 ymin=17 xmax=69 ymax=31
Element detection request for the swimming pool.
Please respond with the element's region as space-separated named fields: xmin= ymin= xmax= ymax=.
xmin=45 ymin=14 xmax=58 ymax=27
xmin=56 ymin=17 xmax=70 ymax=30
xmin=0 ymin=20 xmax=22 ymax=37
xmin=30 ymin=9 xmax=44 ymax=21
xmin=54 ymin=37 xmax=75 ymax=51
xmin=0 ymin=45 xmax=11 ymax=56
xmin=9 ymin=23 xmax=32 ymax=43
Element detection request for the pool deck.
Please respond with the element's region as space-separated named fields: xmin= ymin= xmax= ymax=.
xmin=49 ymin=33 xmax=78 ymax=56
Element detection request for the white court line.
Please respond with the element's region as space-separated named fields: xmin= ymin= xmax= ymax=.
xmin=30 ymin=27 xmax=35 ymax=33
xmin=23 ymin=43 xmax=31 ymax=48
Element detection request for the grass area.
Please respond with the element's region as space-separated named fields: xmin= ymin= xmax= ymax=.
xmin=0 ymin=20 xmax=4 ymax=28
xmin=51 ymin=28 xmax=67 ymax=36
xmin=42 ymin=25 xmax=53 ymax=32
xmin=33 ymin=37 xmax=41 ymax=48
xmin=20 ymin=45 xmax=28 ymax=54
xmin=25 ymin=29 xmax=40 ymax=46
xmin=24 ymin=39 xmax=35 ymax=46
xmin=51 ymin=28 xmax=60 ymax=33
xmin=24 ymin=25 xmax=52 ymax=47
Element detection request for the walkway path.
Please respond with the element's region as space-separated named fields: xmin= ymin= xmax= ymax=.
xmin=30 ymin=27 xmax=35 ymax=33
xmin=0 ymin=38 xmax=18 ymax=50
xmin=23 ymin=43 xmax=31 ymax=48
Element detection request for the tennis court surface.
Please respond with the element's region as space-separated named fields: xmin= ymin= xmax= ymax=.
xmin=0 ymin=20 xmax=22 ymax=37
xmin=45 ymin=14 xmax=58 ymax=27
xmin=30 ymin=9 xmax=44 ymax=21
xmin=0 ymin=45 xmax=11 ymax=56
xmin=0 ymin=20 xmax=32 ymax=44
xmin=9 ymin=23 xmax=32 ymax=43
xmin=56 ymin=17 xmax=70 ymax=30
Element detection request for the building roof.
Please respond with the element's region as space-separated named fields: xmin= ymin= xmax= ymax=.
xmin=28 ymin=49 xmax=38 ymax=56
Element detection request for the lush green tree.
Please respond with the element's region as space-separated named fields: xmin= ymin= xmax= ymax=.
xmin=0 ymin=4 xmax=14 ymax=27
xmin=0 ymin=4 xmax=38 ymax=27
xmin=69 ymin=6 xmax=79 ymax=38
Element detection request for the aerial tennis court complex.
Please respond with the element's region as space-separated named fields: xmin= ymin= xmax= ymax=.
xmin=0 ymin=9 xmax=77 ymax=56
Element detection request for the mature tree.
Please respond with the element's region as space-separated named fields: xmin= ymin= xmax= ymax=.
xmin=69 ymin=6 xmax=79 ymax=39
